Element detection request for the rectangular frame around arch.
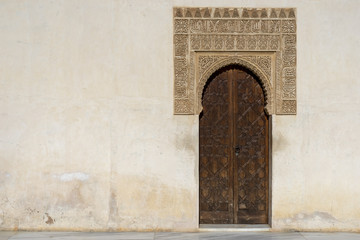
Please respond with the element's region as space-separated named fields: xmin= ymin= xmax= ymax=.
xmin=173 ymin=7 xmax=297 ymax=115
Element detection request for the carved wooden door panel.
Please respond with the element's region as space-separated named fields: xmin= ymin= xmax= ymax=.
xmin=199 ymin=66 xmax=269 ymax=224
xmin=199 ymin=67 xmax=233 ymax=224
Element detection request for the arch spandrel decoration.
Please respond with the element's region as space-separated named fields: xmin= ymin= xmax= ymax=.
xmin=196 ymin=55 xmax=274 ymax=115
xmin=173 ymin=7 xmax=297 ymax=115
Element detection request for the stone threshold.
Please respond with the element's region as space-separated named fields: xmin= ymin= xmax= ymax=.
xmin=199 ymin=224 xmax=271 ymax=232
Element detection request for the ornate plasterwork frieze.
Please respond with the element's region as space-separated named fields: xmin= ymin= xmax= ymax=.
xmin=173 ymin=7 xmax=297 ymax=115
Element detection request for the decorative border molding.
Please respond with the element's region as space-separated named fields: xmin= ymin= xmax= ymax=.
xmin=195 ymin=52 xmax=275 ymax=115
xmin=173 ymin=7 xmax=297 ymax=115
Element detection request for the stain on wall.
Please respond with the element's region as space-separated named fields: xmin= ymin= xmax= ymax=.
xmin=44 ymin=213 xmax=54 ymax=225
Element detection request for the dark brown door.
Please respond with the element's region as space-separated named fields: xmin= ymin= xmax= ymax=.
xmin=199 ymin=66 xmax=269 ymax=224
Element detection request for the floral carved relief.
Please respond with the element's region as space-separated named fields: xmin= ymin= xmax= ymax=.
xmin=195 ymin=54 xmax=274 ymax=115
xmin=173 ymin=7 xmax=297 ymax=115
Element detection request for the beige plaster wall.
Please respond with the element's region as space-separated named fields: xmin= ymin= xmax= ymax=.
xmin=0 ymin=0 xmax=359 ymax=232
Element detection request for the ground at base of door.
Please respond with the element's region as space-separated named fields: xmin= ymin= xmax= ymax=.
xmin=1 ymin=231 xmax=360 ymax=240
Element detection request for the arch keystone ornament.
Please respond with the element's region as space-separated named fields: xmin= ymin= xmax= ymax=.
xmin=173 ymin=7 xmax=297 ymax=115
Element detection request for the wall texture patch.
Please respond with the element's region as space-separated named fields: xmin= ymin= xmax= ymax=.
xmin=173 ymin=7 xmax=297 ymax=115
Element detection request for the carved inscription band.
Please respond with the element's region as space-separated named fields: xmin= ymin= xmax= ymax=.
xmin=173 ymin=7 xmax=297 ymax=115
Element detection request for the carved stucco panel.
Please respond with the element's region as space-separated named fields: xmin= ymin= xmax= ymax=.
xmin=194 ymin=53 xmax=275 ymax=115
xmin=173 ymin=7 xmax=297 ymax=115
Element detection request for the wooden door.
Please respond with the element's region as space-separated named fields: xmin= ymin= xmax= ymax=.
xmin=199 ymin=66 xmax=269 ymax=224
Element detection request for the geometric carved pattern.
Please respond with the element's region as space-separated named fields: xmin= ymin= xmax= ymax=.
xmin=174 ymin=7 xmax=297 ymax=115
xmin=235 ymin=71 xmax=269 ymax=223
xmin=199 ymin=69 xmax=232 ymax=223
xmin=199 ymin=67 xmax=269 ymax=224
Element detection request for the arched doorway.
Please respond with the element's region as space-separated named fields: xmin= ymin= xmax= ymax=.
xmin=199 ymin=65 xmax=270 ymax=224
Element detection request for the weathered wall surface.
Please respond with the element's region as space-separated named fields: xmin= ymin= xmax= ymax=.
xmin=0 ymin=0 xmax=359 ymax=232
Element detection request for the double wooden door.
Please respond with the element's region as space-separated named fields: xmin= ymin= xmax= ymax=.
xmin=199 ymin=66 xmax=269 ymax=224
